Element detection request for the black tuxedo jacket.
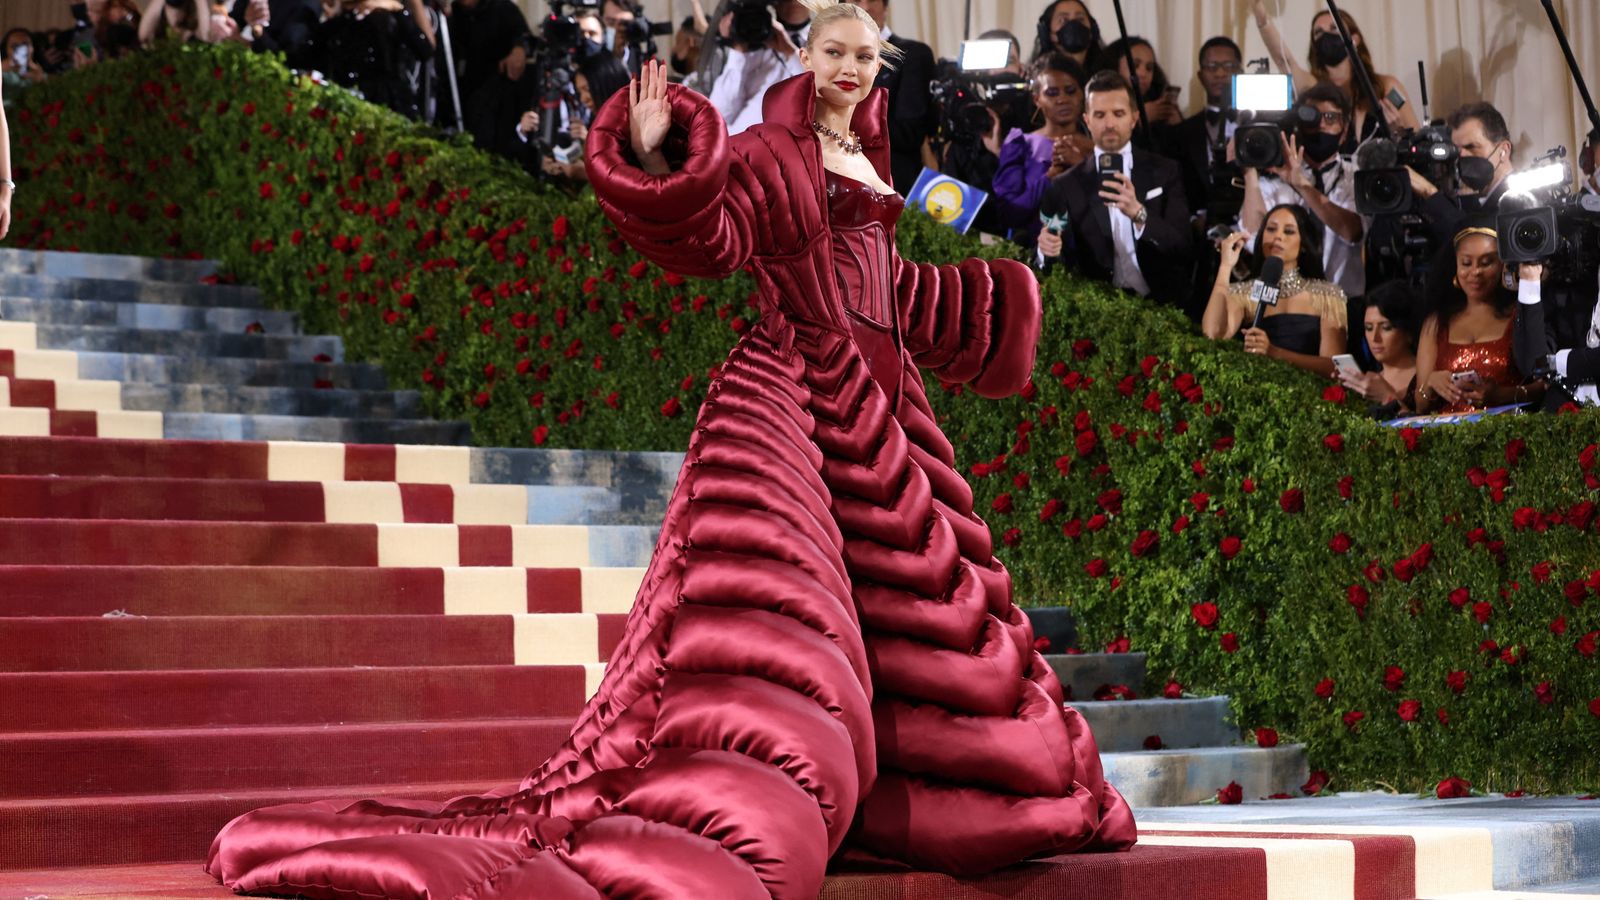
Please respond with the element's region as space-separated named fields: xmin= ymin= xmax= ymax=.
xmin=1039 ymin=146 xmax=1194 ymax=308
xmin=875 ymin=33 xmax=936 ymax=195
xmin=230 ymin=0 xmax=320 ymax=64
xmin=1166 ymin=111 xmax=1215 ymax=220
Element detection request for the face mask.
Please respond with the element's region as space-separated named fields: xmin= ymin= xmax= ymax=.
xmin=1301 ymin=131 xmax=1341 ymax=162
xmin=580 ymin=38 xmax=604 ymax=60
xmin=602 ymin=26 xmax=617 ymax=50
xmin=1055 ymin=20 xmax=1092 ymax=54
xmin=1458 ymin=155 xmax=1496 ymax=192
xmin=1314 ymin=31 xmax=1349 ymax=68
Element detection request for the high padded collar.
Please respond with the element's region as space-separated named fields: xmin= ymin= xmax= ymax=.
xmin=761 ymin=71 xmax=893 ymax=187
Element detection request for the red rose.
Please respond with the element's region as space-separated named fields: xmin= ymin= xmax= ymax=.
xmin=1448 ymin=587 xmax=1471 ymax=609
xmin=1582 ymin=444 xmax=1600 ymax=471
xmin=1302 ymin=770 xmax=1330 ymax=795
xmin=1382 ymin=665 xmax=1406 ymax=692
xmin=1472 ymin=601 xmax=1494 ymax=624
xmin=1062 ymin=518 xmax=1083 ymax=539
xmin=1075 ymin=430 xmax=1099 ymax=457
xmin=1436 ymin=777 xmax=1472 ymax=799
xmin=1505 ymin=438 xmax=1527 ymax=465
xmin=1397 ymin=699 xmax=1422 ymax=722
xmin=1130 ymin=530 xmax=1160 ymax=558
xmin=1324 ymin=433 xmax=1345 ymax=453
xmin=1279 ymin=488 xmax=1305 ymax=513
xmin=1342 ymin=710 xmax=1365 ymax=731
xmin=1094 ymin=683 xmax=1137 ymax=701
xmin=991 ymin=493 xmax=1014 ymax=514
xmin=1086 ymin=514 xmax=1108 ymax=532
xmin=1314 ymin=677 xmax=1335 ymax=699
xmin=1337 ymin=475 xmax=1354 ymax=499
xmin=1164 ymin=680 xmax=1184 ymax=699
xmin=1219 ymin=535 xmax=1242 ymax=559
xmin=531 ymin=425 xmax=549 ymax=446
xmin=1143 ymin=735 xmax=1165 ymax=750
xmin=1531 ymin=560 xmax=1553 ymax=583
xmin=1219 ymin=632 xmax=1239 ymax=653
xmin=1447 ymin=670 xmax=1469 ymax=693
xmin=1071 ymin=338 xmax=1096 ymax=360
xmin=551 ymin=215 xmax=570 ymax=240
xmin=1346 ymin=584 xmax=1370 ymax=617
xmin=1321 ymin=384 xmax=1347 ymax=403
xmin=1033 ymin=636 xmax=1050 ymax=652
xmin=1038 ymin=499 xmax=1062 ymax=522
xmin=472 ymin=391 xmax=491 ymax=408
xmin=1513 ymin=507 xmax=1542 ymax=531
xmin=1105 ymin=636 xmax=1130 ymax=653
xmin=1437 ymin=707 xmax=1450 ymax=726
xmin=1241 ymin=477 xmax=1256 ymax=494
xmin=1577 ymin=631 xmax=1598 ymax=659
xmin=1590 ymin=698 xmax=1600 ymax=718
xmin=1140 ymin=355 xmax=1161 ymax=377
xmin=1143 ymin=390 xmax=1162 ymax=413
xmin=1254 ymin=727 xmax=1279 ymax=748
xmin=1466 ymin=527 xmax=1489 ymax=546
xmin=660 ymin=396 xmax=682 ymax=417
xmin=1329 ymin=533 xmax=1353 ymax=554
xmin=1191 ymin=602 xmax=1220 ymax=629
xmin=1552 ymin=616 xmax=1568 ymax=635
xmin=1535 ymin=681 xmax=1556 ymax=705
xmin=1169 ymin=514 xmax=1190 ymax=534
xmin=1002 ymin=528 xmax=1022 ymax=547
xmin=1216 ymin=782 xmax=1243 ymax=805
xmin=1400 ymin=427 xmax=1422 ymax=452
xmin=1097 ymin=489 xmax=1123 ymax=514
xmin=1084 ymin=558 xmax=1110 ymax=578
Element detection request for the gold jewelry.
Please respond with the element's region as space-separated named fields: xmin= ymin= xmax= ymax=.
xmin=1453 ymin=225 xmax=1497 ymax=245
xmin=1452 ymin=275 xmax=1460 ymax=289
xmin=811 ymin=121 xmax=862 ymax=155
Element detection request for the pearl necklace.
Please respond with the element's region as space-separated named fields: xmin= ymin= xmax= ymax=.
xmin=811 ymin=121 xmax=862 ymax=155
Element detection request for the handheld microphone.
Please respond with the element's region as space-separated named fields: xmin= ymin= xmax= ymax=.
xmin=1249 ymin=256 xmax=1284 ymax=330
xmin=1037 ymin=196 xmax=1069 ymax=269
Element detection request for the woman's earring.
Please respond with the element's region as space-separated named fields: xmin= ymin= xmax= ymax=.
xmin=1502 ymin=269 xmax=1518 ymax=290
xmin=1452 ymin=276 xmax=1460 ymax=289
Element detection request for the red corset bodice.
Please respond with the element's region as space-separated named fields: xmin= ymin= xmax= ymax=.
xmin=827 ymin=169 xmax=906 ymax=402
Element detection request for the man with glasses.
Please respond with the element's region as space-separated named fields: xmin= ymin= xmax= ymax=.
xmin=1166 ymin=36 xmax=1242 ymax=227
xmin=1238 ymin=82 xmax=1365 ymax=299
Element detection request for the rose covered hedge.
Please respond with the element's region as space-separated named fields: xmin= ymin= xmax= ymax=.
xmin=10 ymin=44 xmax=1599 ymax=795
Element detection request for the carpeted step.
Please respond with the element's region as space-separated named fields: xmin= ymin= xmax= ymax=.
xmin=70 ymin=350 xmax=388 ymax=390
xmin=0 ymin=718 xmax=573 ymax=800
xmin=1 ymin=376 xmax=124 ymax=411
xmin=0 ymin=779 xmax=524 ymax=870
xmin=1102 ymin=745 xmax=1310 ymax=807
xmin=0 ymin=665 xmax=594 ymax=732
xmin=16 ymin=324 xmax=343 ymax=363
xmin=0 ymin=519 xmax=657 ymax=567
xmin=1068 ymin=697 xmax=1238 ymax=752
xmin=0 ymin=565 xmax=643 ymax=616
xmin=120 ymin=383 xmax=424 ymax=418
xmin=0 ymin=295 xmax=297 ymax=335
xmin=158 ymin=411 xmax=471 ymax=445
xmin=0 ymin=474 xmax=563 ymax=524
xmin=0 ymin=613 xmax=624 ymax=671
xmin=0 ymin=247 xmax=223 ymax=283
xmin=0 ymin=407 xmax=162 ymax=439
xmin=1044 ymin=652 xmax=1149 ymax=702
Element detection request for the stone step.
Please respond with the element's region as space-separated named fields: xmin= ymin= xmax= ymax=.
xmin=71 ymin=350 xmax=388 ymax=390
xmin=1043 ymin=652 xmax=1148 ymax=702
xmin=0 ymin=294 xmax=298 ymax=335
xmin=0 ymin=271 xmax=261 ymax=308
xmin=120 ymin=383 xmax=424 ymax=418
xmin=158 ymin=411 xmax=469 ymax=445
xmin=1068 ymin=696 xmax=1236 ymax=752
xmin=0 ymin=247 xmax=221 ymax=283
xmin=1102 ymin=745 xmax=1310 ymax=807
xmin=13 ymin=323 xmax=343 ymax=363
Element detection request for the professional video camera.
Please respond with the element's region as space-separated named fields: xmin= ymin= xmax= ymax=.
xmin=1351 ymin=124 xmax=1481 ymax=216
xmin=528 ymin=1 xmax=585 ymax=170
xmin=621 ymin=4 xmax=673 ymax=56
xmin=1229 ymin=72 xmax=1319 ymax=171
xmin=1496 ymin=148 xmax=1600 ymax=284
xmin=725 ymin=0 xmax=775 ymax=48
xmin=929 ymin=39 xmax=1031 ymax=156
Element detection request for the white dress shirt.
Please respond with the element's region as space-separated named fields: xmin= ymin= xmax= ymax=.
xmin=1106 ymin=146 xmax=1151 ymax=296
xmin=709 ymin=46 xmax=805 ymax=135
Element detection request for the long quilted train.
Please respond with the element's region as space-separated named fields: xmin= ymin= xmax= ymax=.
xmin=205 ymin=73 xmax=1135 ymax=899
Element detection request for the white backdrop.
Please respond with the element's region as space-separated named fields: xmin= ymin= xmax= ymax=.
xmin=4 ymin=1 xmax=1598 ymax=165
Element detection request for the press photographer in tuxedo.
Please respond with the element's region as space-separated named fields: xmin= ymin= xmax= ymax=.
xmin=1037 ymin=69 xmax=1192 ymax=313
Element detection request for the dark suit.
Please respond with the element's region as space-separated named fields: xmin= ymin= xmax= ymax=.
xmin=875 ymin=32 xmax=936 ymax=195
xmin=230 ymin=0 xmax=320 ymax=66
xmin=1038 ymin=146 xmax=1194 ymax=310
xmin=1166 ymin=111 xmax=1216 ymax=222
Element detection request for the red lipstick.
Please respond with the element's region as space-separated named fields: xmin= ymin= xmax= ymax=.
xmin=834 ymin=80 xmax=859 ymax=91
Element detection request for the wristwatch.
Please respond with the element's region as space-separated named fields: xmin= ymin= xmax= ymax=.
xmin=1132 ymin=205 xmax=1148 ymax=226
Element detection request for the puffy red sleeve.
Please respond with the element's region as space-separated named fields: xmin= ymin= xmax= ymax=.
xmin=586 ymin=83 xmax=765 ymax=279
xmin=892 ymin=254 xmax=1042 ymax=399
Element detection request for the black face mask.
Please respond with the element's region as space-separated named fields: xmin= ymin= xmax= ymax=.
xmin=1056 ymin=20 xmax=1093 ymax=54
xmin=1301 ymin=131 xmax=1342 ymax=163
xmin=1458 ymin=155 xmax=1497 ymax=192
xmin=1314 ymin=31 xmax=1349 ymax=68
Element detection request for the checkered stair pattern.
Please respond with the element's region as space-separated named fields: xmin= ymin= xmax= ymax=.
xmin=1 ymin=247 xmax=1595 ymax=899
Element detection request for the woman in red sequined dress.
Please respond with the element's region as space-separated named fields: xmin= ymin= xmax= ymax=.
xmin=1414 ymin=224 xmax=1543 ymax=413
xmin=205 ymin=2 xmax=1134 ymax=897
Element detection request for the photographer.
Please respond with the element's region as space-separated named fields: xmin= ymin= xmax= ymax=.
xmin=935 ymin=29 xmax=1025 ymax=240
xmin=1167 ymin=36 xmax=1241 ymax=226
xmin=1411 ymin=102 xmax=1515 ymax=230
xmin=310 ymin=0 xmax=435 ymax=119
xmin=1240 ymin=83 xmax=1365 ymax=299
xmin=708 ymin=3 xmax=803 ymax=135
xmin=517 ymin=50 xmax=629 ymax=182
xmin=229 ymin=0 xmax=320 ymax=65
xmin=448 ymin=0 xmax=533 ymax=156
xmin=3 ymin=30 xmax=48 ymax=104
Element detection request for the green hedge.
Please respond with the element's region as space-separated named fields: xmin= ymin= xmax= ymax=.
xmin=11 ymin=44 xmax=1600 ymax=796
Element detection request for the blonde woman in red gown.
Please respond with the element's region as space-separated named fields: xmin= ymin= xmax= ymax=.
xmin=206 ymin=3 xmax=1135 ymax=896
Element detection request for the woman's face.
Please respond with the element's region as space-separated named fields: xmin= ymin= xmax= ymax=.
xmin=1455 ymin=234 xmax=1502 ymax=300
xmin=575 ymin=73 xmax=593 ymax=111
xmin=1311 ymin=13 xmax=1362 ymax=51
xmin=1033 ymin=70 xmax=1082 ymax=127
xmin=801 ymin=18 xmax=882 ymax=108
xmin=1364 ymin=306 xmax=1411 ymax=364
xmin=1260 ymin=209 xmax=1302 ymax=265
xmin=1116 ymin=43 xmax=1157 ymax=94
xmin=1049 ymin=1 xmax=1090 ymax=46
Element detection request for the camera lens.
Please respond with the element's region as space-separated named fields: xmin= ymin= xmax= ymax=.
xmin=1514 ymin=219 xmax=1548 ymax=254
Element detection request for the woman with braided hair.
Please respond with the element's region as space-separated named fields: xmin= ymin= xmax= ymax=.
xmin=207 ymin=2 xmax=1134 ymax=895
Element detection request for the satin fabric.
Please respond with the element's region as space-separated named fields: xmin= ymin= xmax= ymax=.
xmin=205 ymin=72 xmax=1135 ymax=900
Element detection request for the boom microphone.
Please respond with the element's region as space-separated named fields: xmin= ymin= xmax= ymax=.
xmin=1250 ymin=256 xmax=1284 ymax=330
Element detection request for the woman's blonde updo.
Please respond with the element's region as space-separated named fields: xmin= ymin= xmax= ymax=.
xmin=799 ymin=0 xmax=903 ymax=70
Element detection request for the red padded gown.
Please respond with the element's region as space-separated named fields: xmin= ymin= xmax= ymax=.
xmin=204 ymin=72 xmax=1135 ymax=899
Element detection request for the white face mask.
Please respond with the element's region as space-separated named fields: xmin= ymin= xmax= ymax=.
xmin=602 ymin=26 xmax=617 ymax=49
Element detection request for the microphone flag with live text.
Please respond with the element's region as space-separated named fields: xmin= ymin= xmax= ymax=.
xmin=1250 ymin=256 xmax=1284 ymax=330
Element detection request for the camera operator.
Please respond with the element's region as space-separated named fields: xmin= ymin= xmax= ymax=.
xmin=1409 ymin=103 xmax=1514 ymax=230
xmin=600 ymin=0 xmax=670 ymax=76
xmin=708 ymin=2 xmax=803 ymax=135
xmin=933 ymin=29 xmax=1025 ymax=240
xmin=669 ymin=0 xmax=708 ymax=80
xmin=448 ymin=0 xmax=532 ymax=156
xmin=229 ymin=0 xmax=319 ymax=65
xmin=1037 ymin=70 xmax=1192 ymax=310
xmin=1240 ymin=84 xmax=1365 ymax=299
xmin=848 ymin=0 xmax=935 ymax=194
xmin=1167 ymin=37 xmax=1241 ymax=228
xmin=516 ymin=49 xmax=628 ymax=182
xmin=3 ymin=30 xmax=48 ymax=103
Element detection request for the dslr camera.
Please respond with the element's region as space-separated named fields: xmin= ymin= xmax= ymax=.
xmin=1230 ymin=73 xmax=1319 ymax=170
